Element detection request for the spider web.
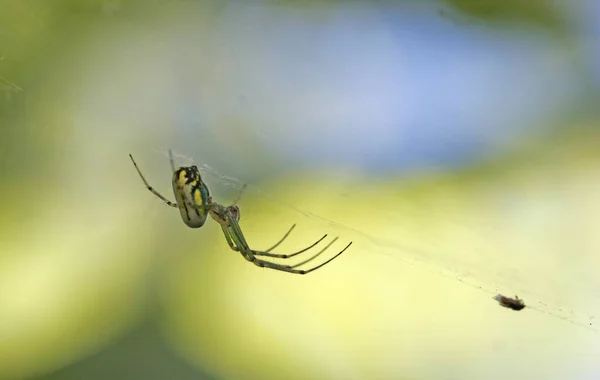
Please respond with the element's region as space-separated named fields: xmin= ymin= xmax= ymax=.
xmin=158 ymin=147 xmax=599 ymax=334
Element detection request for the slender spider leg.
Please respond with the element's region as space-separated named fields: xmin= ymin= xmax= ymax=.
xmin=210 ymin=204 xmax=251 ymax=258
xmin=129 ymin=154 xmax=178 ymax=208
xmin=251 ymin=240 xmax=353 ymax=275
xmin=232 ymin=184 xmax=247 ymax=206
xmin=263 ymin=224 xmax=296 ymax=253
xmin=219 ymin=224 xmax=237 ymax=251
xmin=168 ymin=149 xmax=177 ymax=172
xmin=220 ymin=189 xmax=298 ymax=254
xmin=217 ymin=185 xmax=307 ymax=256
xmin=263 ymin=224 xmax=296 ymax=252
xmin=220 ymin=209 xmax=350 ymax=274
xmin=284 ymin=236 xmax=339 ymax=267
xmin=224 ymin=209 xmax=328 ymax=259
xmin=254 ymin=232 xmax=328 ymax=258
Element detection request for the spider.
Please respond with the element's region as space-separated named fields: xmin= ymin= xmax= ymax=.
xmin=129 ymin=151 xmax=351 ymax=274
xmin=493 ymin=294 xmax=526 ymax=311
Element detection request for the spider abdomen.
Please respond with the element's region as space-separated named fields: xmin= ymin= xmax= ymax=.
xmin=172 ymin=166 xmax=211 ymax=228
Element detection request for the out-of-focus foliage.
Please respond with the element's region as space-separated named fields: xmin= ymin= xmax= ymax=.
xmin=263 ymin=0 xmax=568 ymax=34
xmin=37 ymin=322 xmax=217 ymax=380
xmin=1 ymin=0 xmax=599 ymax=379
xmin=443 ymin=0 xmax=567 ymax=33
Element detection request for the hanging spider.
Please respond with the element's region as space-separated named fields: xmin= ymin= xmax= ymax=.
xmin=129 ymin=151 xmax=351 ymax=274
xmin=493 ymin=294 xmax=526 ymax=311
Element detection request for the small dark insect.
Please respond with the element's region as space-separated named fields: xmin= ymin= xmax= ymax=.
xmin=493 ymin=294 xmax=526 ymax=311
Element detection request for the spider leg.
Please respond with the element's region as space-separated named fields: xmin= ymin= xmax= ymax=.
xmin=220 ymin=214 xmax=257 ymax=261
xmin=262 ymin=224 xmax=296 ymax=253
xmin=231 ymin=184 xmax=247 ymax=206
xmin=217 ymin=201 xmax=351 ymax=273
xmin=285 ymin=236 xmax=339 ymax=267
xmin=168 ymin=149 xmax=176 ymax=172
xmin=223 ymin=211 xmax=328 ymax=259
xmin=251 ymin=240 xmax=353 ymax=275
xmin=129 ymin=154 xmax=178 ymax=208
xmin=253 ymin=232 xmax=328 ymax=259
xmin=219 ymin=224 xmax=238 ymax=251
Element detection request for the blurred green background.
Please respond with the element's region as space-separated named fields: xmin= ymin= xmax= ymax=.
xmin=1 ymin=0 xmax=599 ymax=379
